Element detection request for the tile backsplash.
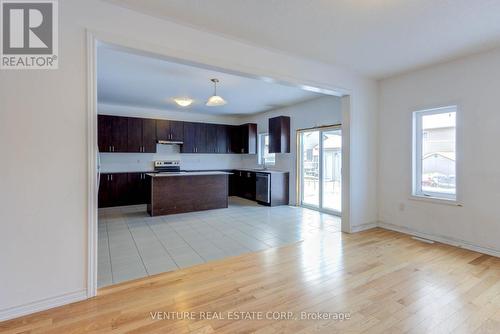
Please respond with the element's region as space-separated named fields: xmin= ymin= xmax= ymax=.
xmin=99 ymin=144 xmax=244 ymax=172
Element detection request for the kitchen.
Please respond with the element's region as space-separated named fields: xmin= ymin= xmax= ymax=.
xmin=98 ymin=115 xmax=290 ymax=214
xmin=97 ymin=42 xmax=342 ymax=287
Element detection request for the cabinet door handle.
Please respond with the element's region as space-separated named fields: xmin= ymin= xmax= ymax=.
xmin=108 ymin=146 xmax=111 ymax=152
xmin=110 ymin=174 xmax=113 ymax=181
xmin=112 ymin=146 xmax=115 ymax=152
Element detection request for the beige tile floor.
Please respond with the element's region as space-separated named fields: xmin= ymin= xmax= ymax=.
xmin=98 ymin=197 xmax=341 ymax=287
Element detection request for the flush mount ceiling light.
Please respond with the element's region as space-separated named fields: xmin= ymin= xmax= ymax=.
xmin=206 ymin=78 xmax=227 ymax=107
xmin=173 ymin=97 xmax=194 ymax=107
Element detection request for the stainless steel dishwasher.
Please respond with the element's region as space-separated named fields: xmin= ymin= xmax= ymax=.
xmin=256 ymin=172 xmax=271 ymax=205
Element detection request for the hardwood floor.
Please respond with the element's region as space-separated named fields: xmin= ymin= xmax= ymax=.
xmin=2 ymin=228 xmax=500 ymax=333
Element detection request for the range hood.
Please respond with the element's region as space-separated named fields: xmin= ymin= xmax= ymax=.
xmin=157 ymin=140 xmax=183 ymax=145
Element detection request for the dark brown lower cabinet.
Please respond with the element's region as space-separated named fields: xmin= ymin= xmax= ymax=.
xmin=98 ymin=173 xmax=129 ymax=208
xmin=229 ymin=170 xmax=256 ymax=200
xmin=98 ymin=172 xmax=150 ymax=208
xmin=229 ymin=170 xmax=289 ymax=206
xmin=127 ymin=172 xmax=150 ymax=205
xmin=241 ymin=171 xmax=256 ymax=200
xmin=228 ymin=172 xmax=237 ymax=196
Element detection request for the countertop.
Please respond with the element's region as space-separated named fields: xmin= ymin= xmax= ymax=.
xmin=101 ymin=169 xmax=288 ymax=175
xmin=100 ymin=171 xmax=153 ymax=174
xmin=235 ymin=168 xmax=288 ymax=174
xmin=146 ymin=171 xmax=232 ymax=177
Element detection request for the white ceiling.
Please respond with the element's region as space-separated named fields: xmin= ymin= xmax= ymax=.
xmin=97 ymin=44 xmax=323 ymax=115
xmin=105 ymin=0 xmax=500 ymax=78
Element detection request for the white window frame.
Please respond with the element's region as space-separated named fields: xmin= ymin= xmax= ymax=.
xmin=258 ymin=133 xmax=275 ymax=166
xmin=412 ymin=106 xmax=458 ymax=202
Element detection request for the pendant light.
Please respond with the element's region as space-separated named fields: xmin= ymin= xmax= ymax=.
xmin=206 ymin=78 xmax=227 ymax=106
xmin=173 ymin=97 xmax=194 ymax=107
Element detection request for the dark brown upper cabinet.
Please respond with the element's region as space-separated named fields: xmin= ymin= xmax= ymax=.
xmin=127 ymin=117 xmax=156 ymax=153
xmin=269 ymin=116 xmax=290 ymax=153
xmin=230 ymin=125 xmax=242 ymax=153
xmin=181 ymin=122 xmax=207 ymax=153
xmin=181 ymin=122 xmax=196 ymax=153
xmin=99 ymin=114 xmax=257 ymax=155
xmin=195 ymin=123 xmax=207 ymax=153
xmin=206 ymin=124 xmax=218 ymax=153
xmin=98 ymin=115 xmax=128 ymax=153
xmin=156 ymin=119 xmax=184 ymax=142
xmin=238 ymin=123 xmax=258 ymax=154
xmin=216 ymin=124 xmax=231 ymax=153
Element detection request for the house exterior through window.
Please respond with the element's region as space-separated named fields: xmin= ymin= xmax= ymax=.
xmin=413 ymin=106 xmax=457 ymax=200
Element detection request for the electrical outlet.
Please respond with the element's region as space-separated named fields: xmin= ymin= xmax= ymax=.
xmin=399 ymin=203 xmax=405 ymax=211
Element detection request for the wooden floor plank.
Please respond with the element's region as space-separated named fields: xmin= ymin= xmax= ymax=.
xmin=1 ymin=228 xmax=499 ymax=334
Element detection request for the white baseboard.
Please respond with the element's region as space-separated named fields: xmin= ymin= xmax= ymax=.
xmin=349 ymin=221 xmax=378 ymax=233
xmin=0 ymin=290 xmax=87 ymax=322
xmin=378 ymin=221 xmax=500 ymax=258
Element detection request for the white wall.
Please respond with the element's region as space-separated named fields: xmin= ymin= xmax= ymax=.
xmin=240 ymin=96 xmax=342 ymax=204
xmin=98 ymin=103 xmax=243 ymax=172
xmin=378 ymin=47 xmax=500 ymax=255
xmin=0 ymin=0 xmax=378 ymax=319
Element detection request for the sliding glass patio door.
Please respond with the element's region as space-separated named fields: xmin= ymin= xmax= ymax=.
xmin=298 ymin=126 xmax=341 ymax=215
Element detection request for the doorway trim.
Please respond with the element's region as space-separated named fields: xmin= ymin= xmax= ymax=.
xmin=86 ymin=30 xmax=352 ymax=298
xmin=86 ymin=31 xmax=98 ymax=298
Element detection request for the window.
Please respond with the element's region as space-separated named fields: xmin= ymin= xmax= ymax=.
xmin=413 ymin=106 xmax=457 ymax=200
xmin=258 ymin=133 xmax=276 ymax=166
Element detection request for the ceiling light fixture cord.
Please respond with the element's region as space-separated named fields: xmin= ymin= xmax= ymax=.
xmin=212 ymin=78 xmax=218 ymax=96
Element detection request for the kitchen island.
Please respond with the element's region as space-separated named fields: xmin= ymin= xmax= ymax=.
xmin=146 ymin=171 xmax=231 ymax=216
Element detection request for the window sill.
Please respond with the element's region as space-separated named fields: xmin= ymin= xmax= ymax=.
xmin=409 ymin=195 xmax=462 ymax=207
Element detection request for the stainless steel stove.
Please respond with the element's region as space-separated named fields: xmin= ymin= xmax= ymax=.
xmin=153 ymin=160 xmax=181 ymax=173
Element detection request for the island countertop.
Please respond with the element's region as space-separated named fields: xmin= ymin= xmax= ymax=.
xmin=146 ymin=171 xmax=232 ymax=177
